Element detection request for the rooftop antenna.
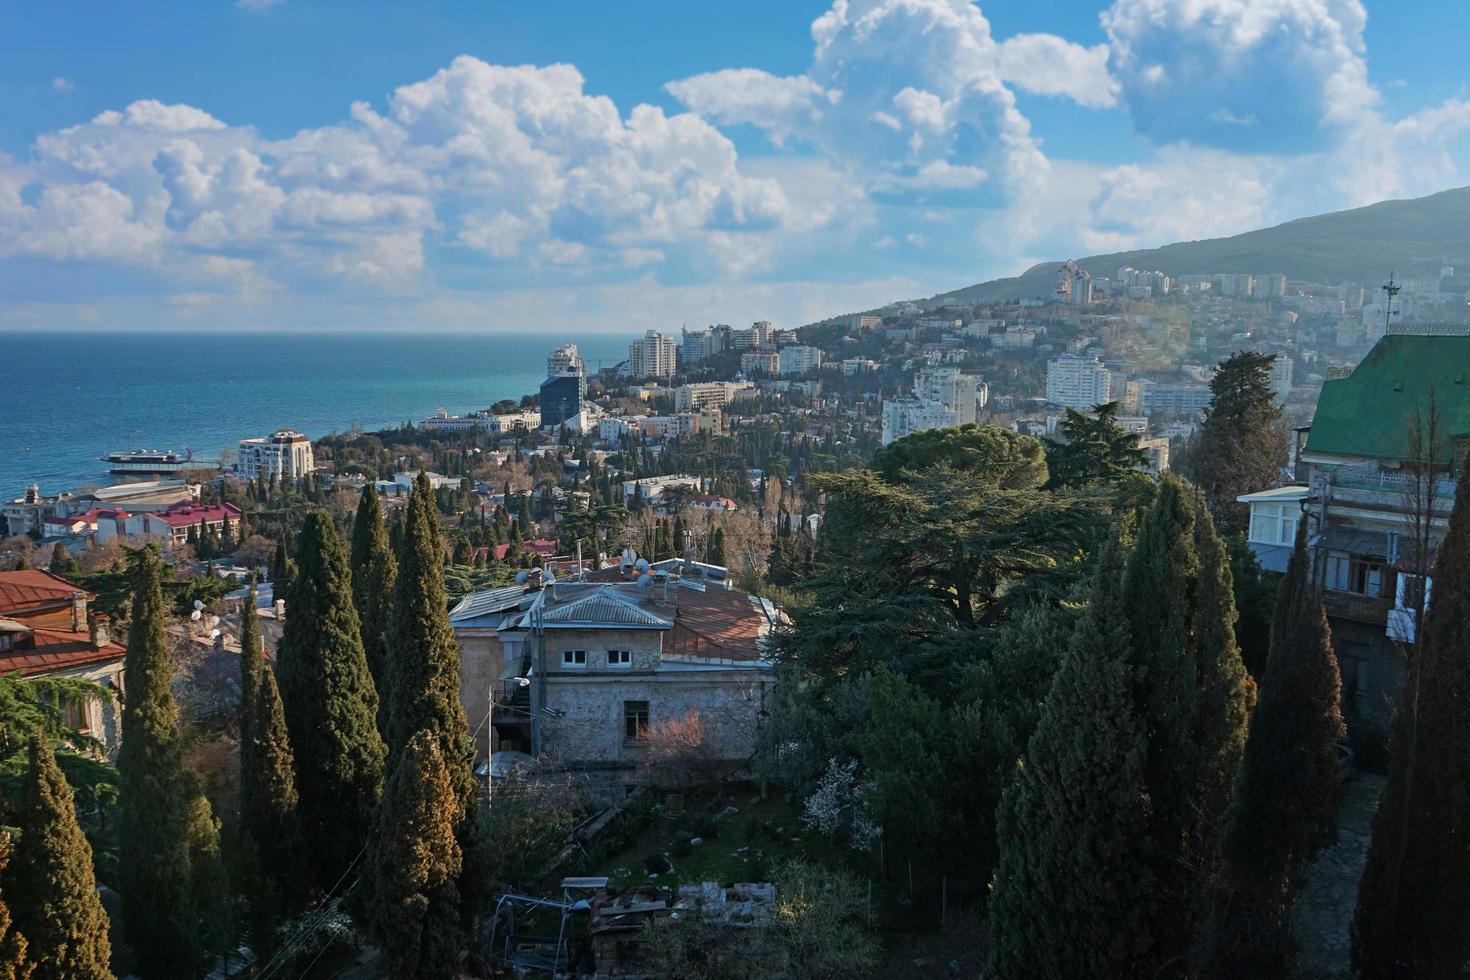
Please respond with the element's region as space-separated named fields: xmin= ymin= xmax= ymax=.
xmin=1382 ymin=270 xmax=1401 ymax=336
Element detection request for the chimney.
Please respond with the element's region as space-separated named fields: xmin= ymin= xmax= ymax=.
xmin=89 ymin=614 xmax=110 ymax=650
xmin=71 ymin=592 xmax=87 ymax=632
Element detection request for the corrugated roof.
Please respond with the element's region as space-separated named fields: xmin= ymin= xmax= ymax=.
xmin=537 ymin=590 xmax=672 ymax=629
xmin=449 ymin=586 xmax=530 ymax=624
xmin=1311 ymin=527 xmax=1390 ymax=559
xmin=1304 ymin=334 xmax=1470 ymax=464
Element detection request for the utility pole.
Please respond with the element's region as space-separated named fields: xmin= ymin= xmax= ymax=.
xmin=1382 ymin=270 xmax=1401 ymax=337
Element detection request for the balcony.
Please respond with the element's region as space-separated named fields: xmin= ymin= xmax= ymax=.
xmin=1321 ymin=590 xmax=1393 ymax=625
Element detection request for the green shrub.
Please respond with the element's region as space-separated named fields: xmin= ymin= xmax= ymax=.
xmin=644 ymin=854 xmax=671 ymax=875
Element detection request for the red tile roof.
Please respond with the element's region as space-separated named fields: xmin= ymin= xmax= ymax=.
xmin=149 ymin=502 xmax=242 ymax=529
xmin=1 ymin=629 xmax=126 ymax=676
xmin=490 ymin=538 xmax=560 ymax=561
xmin=0 ymin=570 xmax=89 ymax=616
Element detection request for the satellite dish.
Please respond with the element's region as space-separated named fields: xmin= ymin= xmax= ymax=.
xmin=543 ymin=569 xmax=556 ymax=584
xmin=637 ymin=573 xmax=652 ymax=591
xmin=515 ymin=570 xmax=529 ymax=584
xmin=190 ymin=610 xmax=202 ymax=621
xmin=635 ymin=558 xmax=649 ymax=572
xmin=192 ymin=599 xmax=205 ymax=611
xmin=208 ymin=629 xmax=221 ymax=640
xmin=207 ymin=616 xmax=220 ymax=629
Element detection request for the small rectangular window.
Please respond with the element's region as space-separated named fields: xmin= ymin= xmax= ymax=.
xmin=624 ymin=700 xmax=649 ymax=740
xmin=562 ymin=650 xmax=586 ymax=668
xmin=1249 ymin=505 xmax=1280 ymax=545
xmin=0 ymin=634 xmax=11 ymax=653
xmin=608 ymin=649 xmax=632 ymax=667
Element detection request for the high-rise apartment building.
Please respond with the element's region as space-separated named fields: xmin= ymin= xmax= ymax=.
xmin=237 ymin=429 xmax=315 ymax=482
xmin=777 ymin=345 xmax=823 ymax=376
xmin=1045 ymin=353 xmax=1113 ymax=411
xmin=627 ymin=330 xmax=677 ymax=380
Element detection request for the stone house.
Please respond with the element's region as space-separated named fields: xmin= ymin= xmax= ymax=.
xmin=450 ymin=567 xmax=781 ymax=795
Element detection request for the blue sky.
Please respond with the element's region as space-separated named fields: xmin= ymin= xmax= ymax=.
xmin=4 ymin=0 xmax=1470 ymax=332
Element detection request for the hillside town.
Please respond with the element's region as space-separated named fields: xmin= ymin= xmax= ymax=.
xmin=3 ymin=263 xmax=1469 ymax=977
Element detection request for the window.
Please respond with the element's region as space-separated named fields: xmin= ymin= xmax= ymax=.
xmin=561 ymin=650 xmax=587 ymax=668
xmin=608 ymin=649 xmax=632 ymax=668
xmin=63 ymin=698 xmax=89 ymax=733
xmin=1249 ymin=503 xmax=1299 ymax=545
xmin=624 ymin=700 xmax=649 ymax=740
xmin=1325 ymin=553 xmax=1384 ymax=596
xmin=0 ymin=634 xmax=11 ymax=653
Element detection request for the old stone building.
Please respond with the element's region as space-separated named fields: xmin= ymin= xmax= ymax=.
xmin=450 ymin=565 xmax=781 ymax=794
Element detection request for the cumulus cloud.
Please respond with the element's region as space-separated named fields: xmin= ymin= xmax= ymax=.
xmin=1101 ymin=0 xmax=1375 ymax=152
xmin=0 ymin=57 xmax=802 ymax=296
xmin=669 ymin=0 xmax=1055 ymax=207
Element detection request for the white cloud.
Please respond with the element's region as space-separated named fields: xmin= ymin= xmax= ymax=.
xmin=236 ymin=0 xmax=284 ymax=10
xmin=51 ymin=77 xmax=76 ymax=93
xmin=1101 ymin=0 xmax=1375 ymax=152
xmin=995 ymin=34 xmax=1117 ymax=109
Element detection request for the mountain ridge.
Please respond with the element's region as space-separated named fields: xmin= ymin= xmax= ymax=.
xmin=917 ymin=185 xmax=1470 ymax=308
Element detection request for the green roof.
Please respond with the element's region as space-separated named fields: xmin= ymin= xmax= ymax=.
xmin=1305 ymin=334 xmax=1470 ymax=464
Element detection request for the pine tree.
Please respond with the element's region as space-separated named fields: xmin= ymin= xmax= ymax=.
xmin=349 ymin=485 xmax=396 ymax=697
xmin=385 ymin=475 xmax=475 ymax=823
xmin=367 ymin=731 xmax=463 ymax=980
xmin=7 ymin=736 xmax=111 ymax=980
xmin=0 ymin=835 xmax=33 ymax=980
xmin=1354 ymin=470 xmax=1470 ymax=978
xmin=274 ymin=513 xmax=385 ymax=889
xmin=117 ymin=547 xmax=202 ymax=977
xmin=989 ymin=536 xmax=1154 ymax=979
xmin=46 ymin=542 xmax=77 ymax=580
xmin=1201 ymin=529 xmax=1342 ymax=979
xmin=271 ymin=540 xmax=292 ymax=592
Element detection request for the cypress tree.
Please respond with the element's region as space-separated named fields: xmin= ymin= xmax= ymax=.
xmin=0 ymin=835 xmax=32 ymax=980
xmin=237 ymin=589 xmax=262 ymax=794
xmin=7 ymin=736 xmax=111 ymax=980
xmin=117 ymin=547 xmax=202 ymax=977
xmin=183 ymin=776 xmax=232 ymax=972
xmin=275 ymin=512 xmax=385 ymax=889
xmin=989 ymin=535 xmax=1154 ymax=980
xmin=238 ymin=664 xmax=308 ymax=951
xmin=1201 ymin=529 xmax=1342 ymax=979
xmin=385 ymin=475 xmax=475 ymax=822
xmin=349 ymin=485 xmax=396 ymax=697
xmin=1354 ymin=469 xmax=1470 ymax=978
xmin=367 ymin=731 xmax=463 ymax=980
xmin=1121 ymin=476 xmax=1252 ymax=970
xmin=271 ymin=541 xmax=292 ymax=592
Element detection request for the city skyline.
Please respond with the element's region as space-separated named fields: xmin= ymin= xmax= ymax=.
xmin=6 ymin=0 xmax=1470 ymax=333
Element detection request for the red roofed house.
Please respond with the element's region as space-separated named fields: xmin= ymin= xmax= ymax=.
xmin=486 ymin=538 xmax=561 ymax=562
xmin=140 ymin=501 xmax=243 ymax=545
xmin=0 ymin=569 xmax=127 ymax=751
xmin=42 ymin=511 xmax=99 ymax=537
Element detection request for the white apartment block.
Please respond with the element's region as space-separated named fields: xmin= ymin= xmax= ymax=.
xmin=680 ymin=327 xmax=726 ymax=363
xmin=237 ymin=429 xmax=315 ymax=481
xmin=1045 ymin=353 xmax=1113 ymax=411
xmin=547 ymin=344 xmax=584 ymax=375
xmin=740 ymin=350 xmax=780 ymax=376
xmin=674 ymin=381 xmax=755 ymax=413
xmin=627 ymin=330 xmax=677 ymax=379
xmin=840 ymin=358 xmax=879 ymax=376
xmin=879 ymin=368 xmax=986 ymax=445
xmin=777 ymin=345 xmax=823 ymax=376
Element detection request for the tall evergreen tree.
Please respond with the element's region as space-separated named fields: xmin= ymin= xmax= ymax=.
xmin=183 ymin=775 xmax=232 ymax=972
xmin=385 ymin=475 xmax=475 ymax=823
xmin=350 ymin=485 xmax=396 ymax=696
xmin=1185 ymin=351 xmax=1285 ymax=535
xmin=1201 ymin=529 xmax=1342 ymax=979
xmin=989 ymin=535 xmax=1154 ymax=979
xmin=238 ymin=663 xmax=308 ymax=950
xmin=7 ymin=736 xmax=111 ymax=980
xmin=237 ymin=589 xmax=262 ymax=793
xmin=270 ymin=540 xmax=292 ymax=592
xmin=274 ymin=513 xmax=385 ymax=889
xmin=117 ymin=547 xmax=202 ymax=977
xmin=1354 ymin=470 xmax=1470 ymax=978
xmin=1120 ymin=476 xmax=1253 ymax=970
xmin=0 ymin=835 xmax=33 ymax=980
xmin=367 ymin=731 xmax=463 ymax=980
xmin=46 ymin=542 xmax=77 ymax=580
xmin=1044 ymin=401 xmax=1150 ymax=489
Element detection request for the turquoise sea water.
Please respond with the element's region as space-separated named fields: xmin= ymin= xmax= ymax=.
xmin=1 ymin=330 xmax=630 ymax=497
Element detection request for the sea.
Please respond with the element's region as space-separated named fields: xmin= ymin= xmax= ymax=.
xmin=1 ymin=330 xmax=633 ymax=498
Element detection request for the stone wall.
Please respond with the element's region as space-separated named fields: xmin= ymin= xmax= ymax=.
xmin=456 ymin=628 xmax=512 ymax=760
